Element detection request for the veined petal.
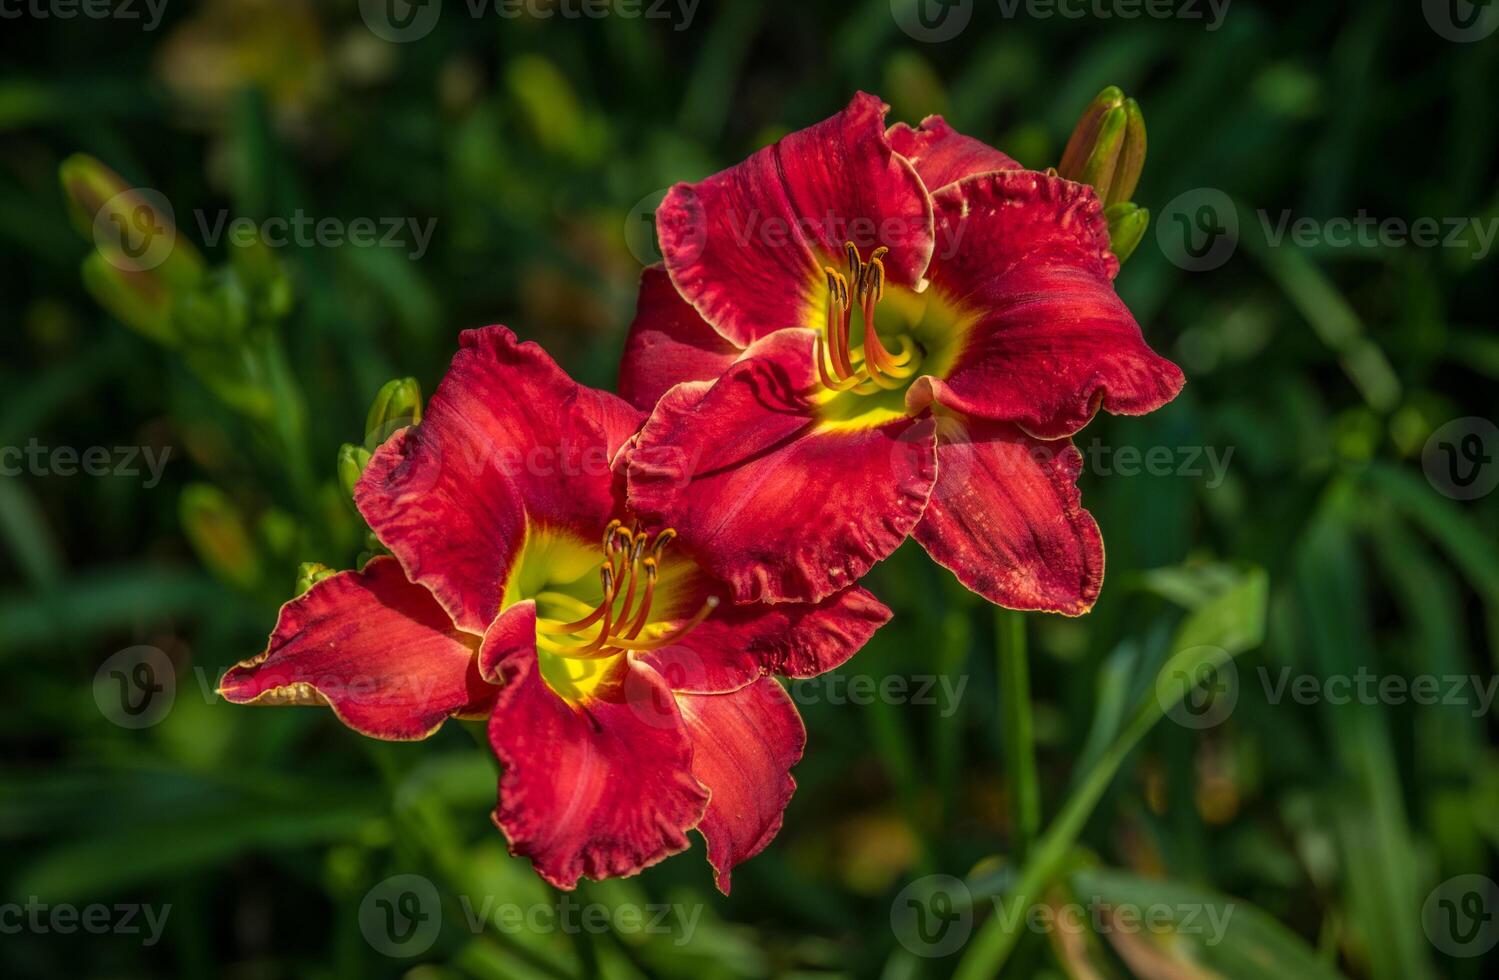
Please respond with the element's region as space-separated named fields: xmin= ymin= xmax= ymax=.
xmin=357 ymin=326 xmax=644 ymax=633
xmin=639 ymin=558 xmax=892 ymax=693
xmin=887 ymin=115 xmax=1022 ymax=191
xmin=914 ymin=419 xmax=1104 ymax=615
xmin=913 ymin=171 xmax=1184 ymax=438
xmin=218 ymin=557 xmax=492 ymax=740
xmin=628 ymin=329 xmax=937 ymax=604
xmin=658 ymin=92 xmax=933 ymax=349
xmin=676 ymin=678 xmax=806 ymax=894
xmin=482 ymin=604 xmax=710 ymax=889
xmin=619 ymin=266 xmax=741 ymax=411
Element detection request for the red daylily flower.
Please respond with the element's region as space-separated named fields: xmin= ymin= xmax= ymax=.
xmin=621 ymin=93 xmax=1184 ymax=614
xmin=221 ymin=326 xmax=889 ymax=892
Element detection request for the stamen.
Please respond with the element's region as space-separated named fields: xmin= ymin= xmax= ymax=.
xmin=536 ymin=564 xmax=616 ymax=634
xmin=535 ymin=526 xmax=716 ymax=657
xmin=612 ymin=533 xmax=648 ymax=628
xmin=823 ymin=268 xmax=854 ymax=379
xmin=622 ymin=557 xmax=659 ymax=639
xmin=608 ymin=596 xmax=720 ymax=651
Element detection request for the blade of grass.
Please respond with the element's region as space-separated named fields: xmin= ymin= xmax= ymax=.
xmin=997 ymin=607 xmax=1039 ymax=860
xmin=955 ymin=568 xmax=1267 ymax=979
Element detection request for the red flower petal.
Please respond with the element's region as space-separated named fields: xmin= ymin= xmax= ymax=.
xmin=628 ymin=329 xmax=937 ymax=604
xmin=619 ymin=266 xmax=741 ymax=411
xmin=657 ymin=92 xmax=933 ymax=349
xmin=887 ymin=115 xmax=1021 ymax=191
xmin=676 ymin=678 xmax=806 ymax=894
xmin=913 ymin=171 xmax=1184 ymax=438
xmin=357 ymin=326 xmax=643 ymax=633
xmin=218 ymin=557 xmax=492 ymax=740
xmin=913 ymin=418 xmax=1104 ymax=615
xmin=639 ymin=559 xmax=892 ymax=693
xmin=482 ymin=602 xmax=710 ymax=889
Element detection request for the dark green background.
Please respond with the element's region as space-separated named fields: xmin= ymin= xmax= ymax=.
xmin=2 ymin=1 xmax=1496 ymax=977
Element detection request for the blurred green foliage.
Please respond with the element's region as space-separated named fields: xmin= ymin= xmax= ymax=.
xmin=1 ymin=1 xmax=1495 ymax=978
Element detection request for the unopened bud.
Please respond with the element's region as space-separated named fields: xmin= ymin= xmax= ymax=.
xmin=1105 ymin=203 xmax=1149 ymax=264
xmin=338 ymin=443 xmax=372 ymax=501
xmin=1058 ymin=87 xmax=1147 ymax=208
xmin=80 ymin=252 xmax=175 ymax=345
xmin=364 ymin=378 xmax=423 ymax=450
xmin=180 ymin=484 xmax=261 ymax=590
xmin=59 ymin=154 xmax=204 ymax=290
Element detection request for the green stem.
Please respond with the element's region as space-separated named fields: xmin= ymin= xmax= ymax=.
xmin=996 ymin=607 xmax=1039 ymax=861
xmin=954 ymin=644 xmax=1235 ymax=979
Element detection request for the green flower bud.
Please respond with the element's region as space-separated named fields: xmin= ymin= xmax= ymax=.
xmin=1105 ymin=203 xmax=1150 ymax=264
xmin=364 ymin=378 xmax=423 ymax=450
xmin=180 ymin=484 xmax=261 ymax=590
xmin=1058 ymin=87 xmax=1147 ymax=208
xmin=59 ymin=154 xmax=204 ymax=292
xmin=1058 ymin=87 xmax=1123 ymax=182
xmin=295 ymin=562 xmax=336 ymax=596
xmin=338 ymin=443 xmax=372 ymax=502
xmin=80 ymin=252 xmax=176 ymax=346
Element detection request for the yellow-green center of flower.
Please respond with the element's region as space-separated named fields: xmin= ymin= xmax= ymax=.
xmin=811 ymin=241 xmax=968 ymax=429
xmin=503 ymin=520 xmax=716 ymax=701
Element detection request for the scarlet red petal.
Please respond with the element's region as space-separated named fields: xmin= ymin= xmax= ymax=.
xmin=914 ymin=419 xmax=1104 ymax=615
xmin=657 ymin=92 xmax=933 ymax=348
xmin=914 ymin=171 xmax=1184 ymax=438
xmin=628 ymin=329 xmax=937 ymax=604
xmin=639 ymin=560 xmax=892 ymax=693
xmin=218 ymin=557 xmax=492 ymax=739
xmin=619 ymin=266 xmax=741 ymax=411
xmin=676 ymin=678 xmax=806 ymax=894
xmin=357 ymin=326 xmax=643 ymax=633
xmin=483 ymin=607 xmax=709 ymax=889
xmin=887 ymin=115 xmax=1021 ymax=191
